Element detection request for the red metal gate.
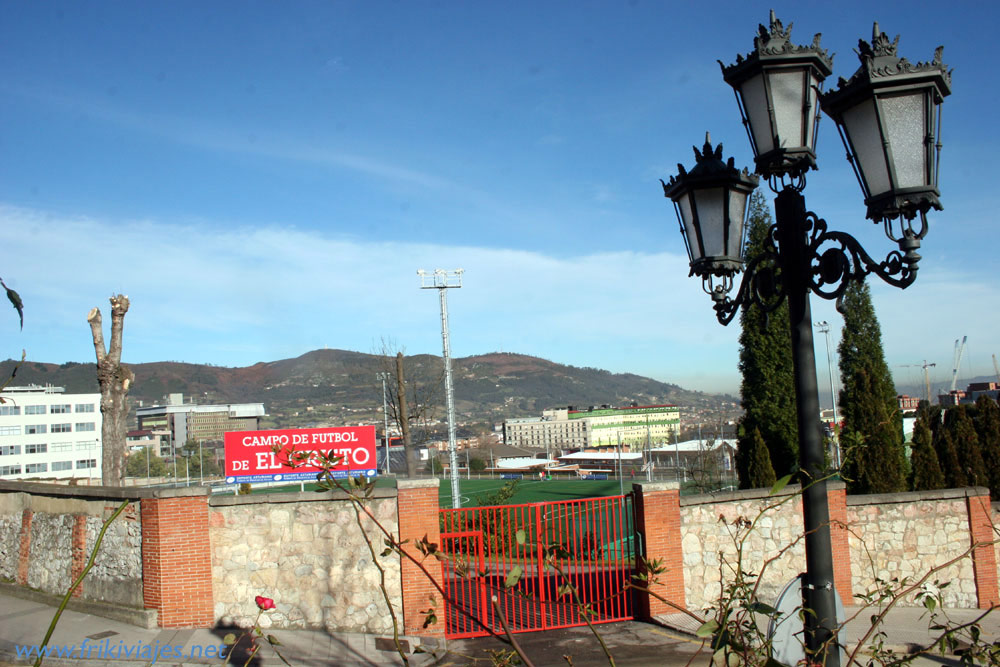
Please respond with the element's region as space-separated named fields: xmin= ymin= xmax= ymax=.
xmin=439 ymin=494 xmax=635 ymax=638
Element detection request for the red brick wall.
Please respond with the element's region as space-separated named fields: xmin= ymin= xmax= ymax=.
xmin=396 ymin=481 xmax=444 ymax=636
xmin=967 ymin=493 xmax=999 ymax=608
xmin=16 ymin=509 xmax=32 ymax=586
xmin=140 ymin=496 xmax=214 ymax=627
xmin=632 ymin=483 xmax=685 ymax=619
xmin=827 ymin=485 xmax=853 ymax=607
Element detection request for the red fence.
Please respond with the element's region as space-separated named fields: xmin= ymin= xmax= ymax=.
xmin=439 ymin=494 xmax=635 ymax=638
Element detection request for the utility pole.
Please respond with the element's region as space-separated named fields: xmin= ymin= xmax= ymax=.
xmin=419 ymin=268 xmax=464 ymax=509
xmin=377 ymin=372 xmax=391 ymax=474
xmin=815 ymin=321 xmax=842 ymax=468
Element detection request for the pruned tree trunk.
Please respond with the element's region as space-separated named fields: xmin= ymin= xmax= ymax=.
xmin=397 ymin=352 xmax=417 ymax=478
xmin=88 ymin=295 xmax=134 ymax=486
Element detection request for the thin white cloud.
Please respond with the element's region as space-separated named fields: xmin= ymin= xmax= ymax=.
xmin=3 ymin=204 xmax=992 ymax=395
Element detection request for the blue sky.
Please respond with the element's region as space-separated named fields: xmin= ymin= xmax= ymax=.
xmin=1 ymin=1 xmax=997 ymax=396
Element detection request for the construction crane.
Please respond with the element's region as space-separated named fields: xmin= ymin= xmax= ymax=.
xmin=993 ymin=354 xmax=1000 ymax=384
xmin=901 ymin=361 xmax=936 ymax=402
xmin=950 ymin=336 xmax=968 ymax=392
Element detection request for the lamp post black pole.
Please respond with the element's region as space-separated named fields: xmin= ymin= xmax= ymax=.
xmin=775 ymin=187 xmax=840 ymax=665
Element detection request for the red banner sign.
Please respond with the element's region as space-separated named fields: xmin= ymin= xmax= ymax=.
xmin=224 ymin=426 xmax=377 ymax=484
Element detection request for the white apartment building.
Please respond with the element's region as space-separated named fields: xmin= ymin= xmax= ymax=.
xmin=0 ymin=385 xmax=102 ymax=480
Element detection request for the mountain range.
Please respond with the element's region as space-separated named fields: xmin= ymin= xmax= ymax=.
xmin=0 ymin=350 xmax=740 ymax=430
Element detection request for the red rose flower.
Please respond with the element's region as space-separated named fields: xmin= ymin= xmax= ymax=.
xmin=255 ymin=595 xmax=276 ymax=611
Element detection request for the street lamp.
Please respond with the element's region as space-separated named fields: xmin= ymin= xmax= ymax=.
xmin=662 ymin=13 xmax=950 ymax=666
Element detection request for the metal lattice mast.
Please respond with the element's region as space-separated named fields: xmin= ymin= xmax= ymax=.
xmin=419 ymin=269 xmax=464 ymax=508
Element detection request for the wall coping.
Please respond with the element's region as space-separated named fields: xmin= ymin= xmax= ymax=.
xmin=631 ymin=481 xmax=680 ymax=493
xmin=397 ymin=478 xmax=440 ymax=490
xmin=209 ymin=487 xmax=398 ymax=506
xmin=0 ymin=479 xmax=209 ymax=500
xmin=846 ymin=486 xmax=990 ymax=506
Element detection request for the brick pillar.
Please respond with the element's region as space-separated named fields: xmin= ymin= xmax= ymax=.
xmin=397 ymin=479 xmax=444 ymax=636
xmin=826 ymin=483 xmax=853 ymax=607
xmin=70 ymin=515 xmax=88 ymax=598
xmin=140 ymin=494 xmax=214 ymax=627
xmin=967 ymin=491 xmax=999 ymax=609
xmin=16 ymin=509 xmax=32 ymax=585
xmin=631 ymin=482 xmax=685 ymax=619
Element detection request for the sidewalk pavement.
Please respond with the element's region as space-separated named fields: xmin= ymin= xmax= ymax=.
xmin=655 ymin=603 xmax=1000 ymax=658
xmin=1 ymin=584 xmax=997 ymax=667
xmin=0 ymin=589 xmax=441 ymax=667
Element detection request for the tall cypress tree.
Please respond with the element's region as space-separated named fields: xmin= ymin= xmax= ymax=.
xmin=973 ymin=395 xmax=1000 ymax=498
xmin=945 ymin=405 xmax=988 ymax=488
xmin=736 ymin=191 xmax=798 ymax=487
xmin=742 ymin=426 xmax=778 ymax=489
xmin=838 ymin=281 xmax=907 ymax=494
xmin=934 ymin=426 xmax=967 ymax=489
xmin=909 ymin=412 xmax=945 ymax=491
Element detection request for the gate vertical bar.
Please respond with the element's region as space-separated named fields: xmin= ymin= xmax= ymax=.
xmin=535 ymin=503 xmax=546 ymax=630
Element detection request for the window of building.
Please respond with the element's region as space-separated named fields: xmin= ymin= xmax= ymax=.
xmin=25 ymin=424 xmax=47 ymax=435
xmin=0 ymin=425 xmax=20 ymax=436
xmin=25 ymin=443 xmax=47 ymax=454
xmin=75 ymin=422 xmax=96 ymax=432
xmin=50 ymin=404 xmax=71 ymax=414
xmin=24 ymin=405 xmax=46 ymax=415
xmin=51 ymin=442 xmax=72 ymax=452
xmin=0 ymin=445 xmax=21 ymax=456
xmin=76 ymin=459 xmax=97 ymax=469
xmin=51 ymin=461 xmax=73 ymax=471
xmin=51 ymin=423 xmax=72 ymax=433
xmin=0 ymin=465 xmax=22 ymax=476
xmin=25 ymin=463 xmax=47 ymax=474
xmin=76 ymin=441 xmax=96 ymax=451
xmin=0 ymin=405 xmax=21 ymax=416
xmin=75 ymin=403 xmax=96 ymax=413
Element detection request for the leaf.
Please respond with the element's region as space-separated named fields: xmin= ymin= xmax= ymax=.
xmin=505 ymin=565 xmax=523 ymax=588
xmin=266 ymin=634 xmax=282 ymax=646
xmin=515 ymin=529 xmax=526 ymax=545
xmin=770 ymin=474 xmax=793 ymax=496
xmin=223 ymin=633 xmax=237 ymax=645
xmin=696 ymin=619 xmax=719 ymax=638
xmin=0 ymin=278 xmax=23 ymax=330
xmin=923 ymin=596 xmax=937 ymax=613
xmin=747 ymin=601 xmax=778 ymax=616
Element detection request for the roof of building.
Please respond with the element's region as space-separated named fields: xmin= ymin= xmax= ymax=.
xmin=558 ymin=452 xmax=644 ymax=461
xmin=650 ymin=439 xmax=736 ymax=453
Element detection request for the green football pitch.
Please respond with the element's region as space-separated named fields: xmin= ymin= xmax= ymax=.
xmin=439 ymin=477 xmax=626 ymax=507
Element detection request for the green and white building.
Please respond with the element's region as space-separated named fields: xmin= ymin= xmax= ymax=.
xmin=504 ymin=404 xmax=680 ymax=452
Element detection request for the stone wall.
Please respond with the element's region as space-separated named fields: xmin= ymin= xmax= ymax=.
xmin=847 ymin=491 xmax=977 ymax=607
xmin=0 ymin=487 xmax=143 ymax=606
xmin=679 ymin=488 xmax=806 ymax=612
xmin=0 ymin=494 xmax=25 ymax=581
xmin=209 ymin=490 xmax=402 ymax=635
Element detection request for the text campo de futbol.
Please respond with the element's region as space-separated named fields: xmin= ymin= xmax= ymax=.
xmin=235 ymin=431 xmax=371 ymax=470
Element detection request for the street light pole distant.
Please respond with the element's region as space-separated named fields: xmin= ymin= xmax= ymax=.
xmin=815 ymin=321 xmax=841 ymax=468
xmin=418 ymin=268 xmax=464 ymax=509
xmin=377 ymin=372 xmax=391 ymax=474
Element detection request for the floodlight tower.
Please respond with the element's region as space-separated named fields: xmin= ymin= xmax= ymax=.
xmin=418 ymin=268 xmax=464 ymax=508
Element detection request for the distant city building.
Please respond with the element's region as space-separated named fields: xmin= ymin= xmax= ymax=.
xmin=0 ymin=385 xmax=101 ymax=480
xmin=126 ymin=429 xmax=172 ymax=458
xmin=938 ymin=381 xmax=1000 ymax=406
xmin=503 ymin=404 xmax=680 ymax=452
xmin=897 ymin=394 xmax=921 ymax=411
xmin=135 ymin=393 xmax=265 ymax=454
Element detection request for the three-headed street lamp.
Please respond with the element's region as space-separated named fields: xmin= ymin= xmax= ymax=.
xmin=662 ymin=12 xmax=950 ymax=665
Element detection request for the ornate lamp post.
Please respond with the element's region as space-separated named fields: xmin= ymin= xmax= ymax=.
xmin=662 ymin=13 xmax=950 ymax=665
